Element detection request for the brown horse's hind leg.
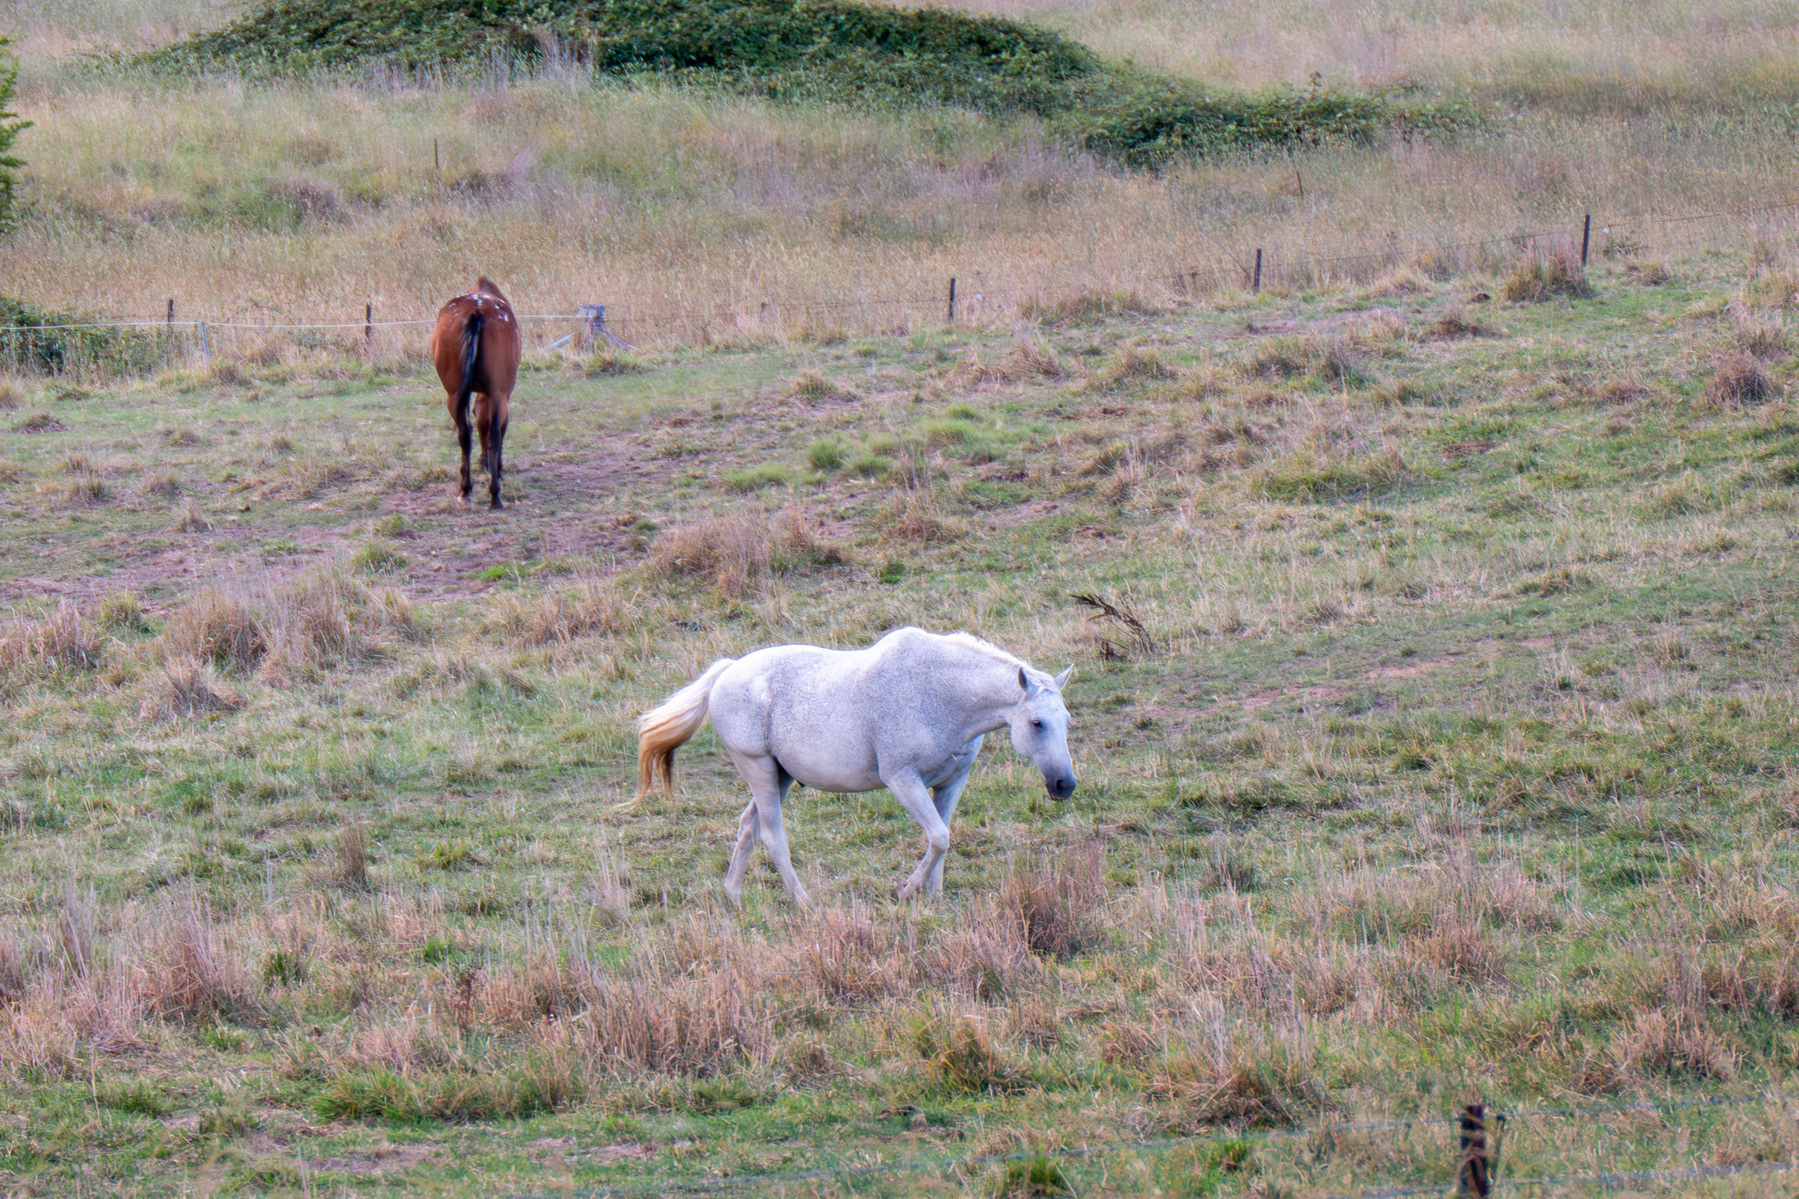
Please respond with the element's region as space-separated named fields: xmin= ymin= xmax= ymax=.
xmin=486 ymin=417 xmax=507 ymax=510
xmin=456 ymin=415 xmax=474 ymax=505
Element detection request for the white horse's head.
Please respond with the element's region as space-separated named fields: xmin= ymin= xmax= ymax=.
xmin=1010 ymin=665 xmax=1077 ymax=800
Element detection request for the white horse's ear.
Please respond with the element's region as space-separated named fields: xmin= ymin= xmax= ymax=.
xmin=1018 ymin=666 xmax=1032 ymax=693
xmin=1053 ymin=665 xmax=1075 ymax=690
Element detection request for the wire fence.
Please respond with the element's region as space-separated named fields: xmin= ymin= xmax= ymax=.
xmin=6 ymin=192 xmax=1799 ymax=382
xmin=476 ymin=1090 xmax=1799 ymax=1199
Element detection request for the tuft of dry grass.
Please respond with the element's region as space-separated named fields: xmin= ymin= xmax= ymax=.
xmin=1705 ymin=351 xmax=1771 ymax=406
xmin=1501 ymin=249 xmax=1591 ymax=302
xmin=142 ymin=899 xmax=262 ymax=1023
xmin=649 ymin=513 xmax=771 ymax=598
xmin=0 ymin=600 xmax=103 ymax=676
xmin=489 ymin=576 xmax=630 ymax=645
xmin=876 ymin=492 xmax=966 ymax=545
xmin=1002 ymin=848 xmax=1108 ymax=959
xmin=137 ymin=656 xmax=241 ymax=720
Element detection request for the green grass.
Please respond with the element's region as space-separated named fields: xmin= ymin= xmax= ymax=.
xmin=0 ymin=246 xmax=1796 ymax=1196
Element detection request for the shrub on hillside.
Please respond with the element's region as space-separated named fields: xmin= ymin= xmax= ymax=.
xmin=150 ymin=0 xmax=1470 ymax=168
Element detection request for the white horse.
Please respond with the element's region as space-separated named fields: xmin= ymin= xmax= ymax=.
xmin=635 ymin=627 xmax=1076 ymax=907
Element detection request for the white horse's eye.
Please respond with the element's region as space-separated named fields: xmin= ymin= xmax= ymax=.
xmin=1031 ymin=718 xmax=1043 ymax=729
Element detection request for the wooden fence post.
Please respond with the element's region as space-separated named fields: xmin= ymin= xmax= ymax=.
xmin=1457 ymin=1104 xmax=1492 ymax=1198
xmin=198 ymin=320 xmax=210 ymax=362
xmin=165 ymin=299 xmax=174 ymax=330
xmin=947 ymin=277 xmax=957 ymax=325
xmin=1252 ymin=248 xmax=1262 ymax=294
xmin=1580 ymin=213 xmax=1592 ymax=268
xmin=365 ymin=301 xmax=374 ymax=352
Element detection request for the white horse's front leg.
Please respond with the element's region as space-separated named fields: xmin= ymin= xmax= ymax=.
xmin=885 ymin=768 xmax=951 ymax=900
xmin=729 ymin=752 xmax=810 ymax=907
xmin=722 ymin=800 xmax=758 ymax=907
xmin=924 ymin=772 xmax=975 ymax=895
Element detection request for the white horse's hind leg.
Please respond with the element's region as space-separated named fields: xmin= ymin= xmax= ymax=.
xmin=723 ymin=800 xmax=759 ymax=907
xmin=729 ymin=752 xmax=810 ymax=907
xmin=886 ymin=768 xmax=952 ymax=900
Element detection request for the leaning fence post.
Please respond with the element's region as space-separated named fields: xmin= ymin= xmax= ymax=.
xmin=1580 ymin=213 xmax=1591 ymax=268
xmin=1456 ymin=1104 xmax=1491 ymax=1198
xmin=1252 ymin=248 xmax=1263 ymax=294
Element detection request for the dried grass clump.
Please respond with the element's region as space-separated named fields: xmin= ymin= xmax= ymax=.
xmin=1003 ymin=339 xmax=1069 ymax=381
xmin=798 ymin=906 xmax=898 ymax=1005
xmin=1091 ymin=342 xmax=1179 ymax=389
xmin=787 ymin=369 xmax=857 ymax=404
xmin=0 ymin=970 xmax=142 ymax=1078
xmin=141 ymin=900 xmax=263 ymax=1023
xmin=267 ymin=173 xmax=343 ymax=221
xmin=1577 ymin=1010 xmax=1739 ymax=1093
xmin=0 ymin=600 xmax=103 ymax=676
xmin=1000 ymin=847 xmax=1108 ymax=960
xmin=1704 ymin=351 xmax=1771 ymax=406
xmin=1410 ymin=913 xmax=1508 ymax=984
xmin=1146 ymin=1033 xmax=1326 ymax=1128
xmin=769 ymin=503 xmax=846 ymax=571
xmin=876 ymin=493 xmax=966 ymax=545
xmin=1421 ymin=306 xmax=1493 ymax=340
xmin=363 ymin=586 xmax=428 ymax=642
xmin=918 ymin=1018 xmax=1029 ymax=1093
xmin=1501 ymin=249 xmax=1591 ymax=301
xmin=159 ymin=586 xmax=265 ymax=672
xmin=137 ymin=656 xmax=243 ymax=720
xmin=0 ymin=380 xmax=21 ymax=410
xmin=488 ymin=576 xmax=630 ymax=645
xmin=1021 ymin=288 xmax=1164 ymax=324
xmin=649 ymin=513 xmax=771 ymax=598
xmin=571 ymin=973 xmax=771 ymax=1078
xmin=154 ymin=567 xmax=375 ymax=682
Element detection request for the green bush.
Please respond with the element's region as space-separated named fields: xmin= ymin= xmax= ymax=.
xmin=149 ymin=0 xmax=1470 ymax=168
xmin=0 ymin=297 xmax=160 ymax=377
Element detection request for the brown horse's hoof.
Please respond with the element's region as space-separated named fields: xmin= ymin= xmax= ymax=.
xmin=489 ymin=498 xmax=505 ymax=511
xmin=458 ymin=494 xmax=472 ymax=507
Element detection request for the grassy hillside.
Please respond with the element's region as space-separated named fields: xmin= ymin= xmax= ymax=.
xmin=0 ymin=241 xmax=1796 ymax=1194
xmin=147 ymin=0 xmax=1467 ymax=166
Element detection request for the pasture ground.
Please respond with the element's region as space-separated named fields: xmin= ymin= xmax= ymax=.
xmin=0 ymin=243 xmax=1797 ymax=1196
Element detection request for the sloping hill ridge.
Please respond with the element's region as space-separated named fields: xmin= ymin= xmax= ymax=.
xmin=153 ymin=0 xmax=1469 ymax=166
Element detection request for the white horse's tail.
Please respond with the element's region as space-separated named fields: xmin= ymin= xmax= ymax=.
xmin=635 ymin=658 xmax=736 ymax=801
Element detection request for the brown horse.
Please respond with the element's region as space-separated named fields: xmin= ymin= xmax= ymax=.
xmin=430 ymin=277 xmax=521 ymax=510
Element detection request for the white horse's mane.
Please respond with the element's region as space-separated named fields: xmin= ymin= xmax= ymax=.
xmin=940 ymin=630 xmax=1030 ymax=670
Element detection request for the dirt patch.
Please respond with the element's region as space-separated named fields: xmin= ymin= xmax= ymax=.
xmin=985 ymin=499 xmax=1062 ymax=529
xmin=0 ymin=453 xmax=667 ymax=610
xmin=1240 ymin=685 xmax=1351 ymax=711
xmin=308 ymin=1143 xmax=436 ymax=1175
xmin=1366 ymin=654 xmax=1461 ymax=680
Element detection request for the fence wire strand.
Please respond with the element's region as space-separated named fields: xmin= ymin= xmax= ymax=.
xmin=5 ymin=192 xmax=1798 ymax=373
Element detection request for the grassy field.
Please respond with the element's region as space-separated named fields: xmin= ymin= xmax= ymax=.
xmin=0 ymin=237 xmax=1796 ymax=1194
xmin=3 ymin=1 xmax=1799 ymax=1196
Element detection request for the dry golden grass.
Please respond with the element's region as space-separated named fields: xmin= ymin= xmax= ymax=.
xmin=6 ymin=5 xmax=1799 ymax=352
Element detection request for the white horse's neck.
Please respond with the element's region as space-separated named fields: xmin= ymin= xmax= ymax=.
xmin=910 ymin=632 xmax=1031 ymax=741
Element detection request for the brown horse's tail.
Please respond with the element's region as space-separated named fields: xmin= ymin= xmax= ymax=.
xmin=635 ymin=658 xmax=736 ymax=802
xmin=453 ymin=310 xmax=484 ymax=431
